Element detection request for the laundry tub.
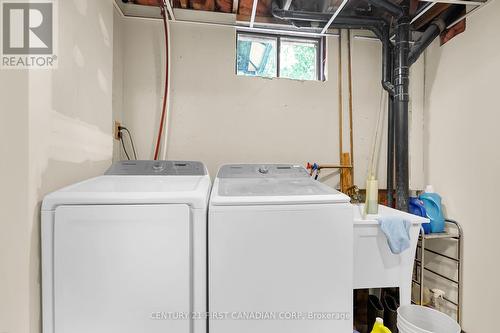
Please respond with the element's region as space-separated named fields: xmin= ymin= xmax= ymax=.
xmin=353 ymin=204 xmax=429 ymax=305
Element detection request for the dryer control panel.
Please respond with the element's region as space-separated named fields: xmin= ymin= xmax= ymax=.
xmin=105 ymin=160 xmax=207 ymax=176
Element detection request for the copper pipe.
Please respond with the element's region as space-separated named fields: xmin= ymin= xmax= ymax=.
xmin=317 ymin=164 xmax=353 ymax=170
xmin=337 ymin=30 xmax=343 ymax=162
xmin=153 ymin=3 xmax=170 ymax=160
xmin=347 ymin=30 xmax=354 ymax=173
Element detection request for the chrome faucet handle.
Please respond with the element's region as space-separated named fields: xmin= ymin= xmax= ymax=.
xmin=346 ymin=185 xmax=362 ymax=203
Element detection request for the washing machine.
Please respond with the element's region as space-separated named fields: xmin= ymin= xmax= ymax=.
xmin=208 ymin=164 xmax=353 ymax=333
xmin=41 ymin=160 xmax=211 ymax=333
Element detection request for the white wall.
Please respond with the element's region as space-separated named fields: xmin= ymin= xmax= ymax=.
xmin=113 ymin=16 xmax=425 ymax=190
xmin=0 ymin=1 xmax=115 ymax=332
xmin=423 ymin=2 xmax=500 ymax=331
xmin=0 ymin=69 xmax=30 ymax=333
xmin=113 ymin=8 xmax=125 ymax=161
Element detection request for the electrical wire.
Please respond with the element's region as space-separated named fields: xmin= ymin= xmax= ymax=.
xmin=154 ymin=1 xmax=170 ymax=160
xmin=120 ymin=127 xmax=138 ymax=160
xmin=160 ymin=7 xmax=172 ymax=161
xmin=161 ymin=0 xmax=172 ymax=160
xmin=120 ymin=135 xmax=131 ymax=160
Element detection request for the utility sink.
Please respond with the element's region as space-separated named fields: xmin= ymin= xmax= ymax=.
xmin=353 ymin=204 xmax=429 ymax=305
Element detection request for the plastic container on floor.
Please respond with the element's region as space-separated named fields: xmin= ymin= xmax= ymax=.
xmin=397 ymin=305 xmax=461 ymax=333
xmin=370 ymin=318 xmax=392 ymax=333
xmin=419 ymin=186 xmax=445 ymax=233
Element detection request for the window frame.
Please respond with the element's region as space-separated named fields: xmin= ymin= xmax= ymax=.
xmin=236 ymin=31 xmax=326 ymax=81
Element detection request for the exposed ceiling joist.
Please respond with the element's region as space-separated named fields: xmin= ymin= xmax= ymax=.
xmin=420 ymin=0 xmax=486 ymax=5
xmin=446 ymin=0 xmax=491 ymax=28
xmin=411 ymin=2 xmax=436 ymax=23
xmin=321 ymin=0 xmax=350 ymax=34
xmin=116 ymin=0 xmax=492 ymax=39
xmin=411 ymin=3 xmax=449 ymax=29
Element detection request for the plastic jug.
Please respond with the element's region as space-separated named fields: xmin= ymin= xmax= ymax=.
xmin=419 ymin=185 xmax=445 ymax=233
xmin=409 ymin=197 xmax=431 ymax=234
xmin=430 ymin=289 xmax=446 ymax=312
xmin=371 ymin=318 xmax=392 ymax=333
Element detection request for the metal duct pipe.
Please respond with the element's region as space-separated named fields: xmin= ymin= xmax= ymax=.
xmin=408 ymin=21 xmax=444 ymax=65
xmin=366 ymin=0 xmax=403 ymax=17
xmin=394 ymin=3 xmax=410 ymax=211
xmin=272 ymin=8 xmax=386 ymax=27
xmin=272 ymin=4 xmax=394 ymax=95
xmin=409 ymin=6 xmax=463 ymax=65
xmin=380 ymin=29 xmax=395 ymax=95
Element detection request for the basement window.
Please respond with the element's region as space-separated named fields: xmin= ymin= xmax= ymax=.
xmin=236 ymin=32 xmax=324 ymax=81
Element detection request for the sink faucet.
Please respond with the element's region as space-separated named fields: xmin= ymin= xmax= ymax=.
xmin=346 ymin=185 xmax=362 ymax=204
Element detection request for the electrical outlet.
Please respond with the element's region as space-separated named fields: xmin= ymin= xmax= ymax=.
xmin=113 ymin=121 xmax=122 ymax=140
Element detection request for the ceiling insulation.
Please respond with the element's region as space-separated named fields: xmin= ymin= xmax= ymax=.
xmin=238 ymin=0 xmax=272 ymax=16
xmin=127 ymin=0 xmax=476 ymax=36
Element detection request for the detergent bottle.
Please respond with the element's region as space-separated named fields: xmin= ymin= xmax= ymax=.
xmin=409 ymin=197 xmax=431 ymax=234
xmin=419 ymin=185 xmax=445 ymax=233
xmin=371 ymin=318 xmax=392 ymax=333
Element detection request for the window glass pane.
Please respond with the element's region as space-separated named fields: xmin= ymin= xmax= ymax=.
xmin=237 ymin=34 xmax=277 ymax=78
xmin=279 ymin=38 xmax=319 ymax=81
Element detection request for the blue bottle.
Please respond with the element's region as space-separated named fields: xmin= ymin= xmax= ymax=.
xmin=419 ymin=185 xmax=445 ymax=233
xmin=409 ymin=197 xmax=431 ymax=234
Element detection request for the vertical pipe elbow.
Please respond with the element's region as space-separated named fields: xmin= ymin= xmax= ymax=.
xmin=408 ymin=19 xmax=444 ymax=65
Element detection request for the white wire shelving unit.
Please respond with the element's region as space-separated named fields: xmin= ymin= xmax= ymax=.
xmin=412 ymin=219 xmax=463 ymax=325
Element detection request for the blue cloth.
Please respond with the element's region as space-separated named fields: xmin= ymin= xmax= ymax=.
xmin=377 ymin=216 xmax=412 ymax=254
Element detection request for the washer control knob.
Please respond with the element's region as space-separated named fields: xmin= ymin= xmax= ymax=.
xmin=152 ymin=162 xmax=165 ymax=172
xmin=258 ymin=166 xmax=269 ymax=174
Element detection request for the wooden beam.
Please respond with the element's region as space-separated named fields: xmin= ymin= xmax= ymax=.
xmin=441 ymin=16 xmax=465 ymax=44
xmin=446 ymin=0 xmax=490 ymax=29
xmin=411 ymin=2 xmax=436 ymax=24
xmin=190 ymin=0 xmax=215 ymax=11
xmin=232 ymin=0 xmax=239 ymax=13
xmin=238 ymin=0 xmax=271 ymax=16
xmin=411 ymin=3 xmax=449 ymax=30
xmin=340 ymin=153 xmax=354 ymax=194
xmin=214 ymin=0 xmax=233 ymax=12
